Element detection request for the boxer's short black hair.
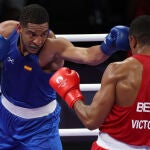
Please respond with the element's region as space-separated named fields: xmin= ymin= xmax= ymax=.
xmin=129 ymin=15 xmax=150 ymax=45
xmin=19 ymin=4 xmax=49 ymax=27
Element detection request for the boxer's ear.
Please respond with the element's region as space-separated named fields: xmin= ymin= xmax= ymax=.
xmin=16 ymin=24 xmax=21 ymax=33
xmin=129 ymin=35 xmax=137 ymax=54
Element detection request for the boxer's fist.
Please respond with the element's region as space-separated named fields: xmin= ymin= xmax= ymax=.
xmin=49 ymin=67 xmax=84 ymax=108
xmin=101 ymin=26 xmax=130 ymax=56
xmin=0 ymin=35 xmax=9 ymax=60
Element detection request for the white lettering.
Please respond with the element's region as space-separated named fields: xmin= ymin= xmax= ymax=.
xmin=132 ymin=120 xmax=138 ymax=128
xmin=132 ymin=120 xmax=150 ymax=129
xmin=136 ymin=102 xmax=143 ymax=112
xmin=148 ymin=121 xmax=150 ymax=129
xmin=144 ymin=103 xmax=150 ymax=112
xmin=136 ymin=102 xmax=150 ymax=112
xmin=139 ymin=120 xmax=143 ymax=129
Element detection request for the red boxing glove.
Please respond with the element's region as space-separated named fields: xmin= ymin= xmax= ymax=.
xmin=49 ymin=67 xmax=84 ymax=108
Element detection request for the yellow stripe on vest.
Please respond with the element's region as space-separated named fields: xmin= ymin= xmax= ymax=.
xmin=24 ymin=65 xmax=32 ymax=71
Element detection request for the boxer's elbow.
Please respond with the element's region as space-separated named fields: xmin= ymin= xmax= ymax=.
xmin=74 ymin=105 xmax=100 ymax=130
xmin=83 ymin=118 xmax=100 ymax=130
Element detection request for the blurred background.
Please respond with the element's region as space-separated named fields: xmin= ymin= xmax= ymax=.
xmin=0 ymin=0 xmax=149 ymax=149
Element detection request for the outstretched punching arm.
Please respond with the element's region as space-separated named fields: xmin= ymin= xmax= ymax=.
xmin=40 ymin=25 xmax=130 ymax=67
xmin=63 ymin=25 xmax=130 ymax=65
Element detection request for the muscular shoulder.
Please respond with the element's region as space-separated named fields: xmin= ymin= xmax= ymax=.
xmin=103 ymin=57 xmax=143 ymax=106
xmin=44 ymin=37 xmax=73 ymax=53
xmin=0 ymin=20 xmax=19 ymax=38
xmin=104 ymin=57 xmax=142 ymax=82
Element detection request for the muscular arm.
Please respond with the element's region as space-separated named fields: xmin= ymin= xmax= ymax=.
xmin=39 ymin=25 xmax=130 ymax=69
xmin=39 ymin=25 xmax=130 ymax=67
xmin=60 ymin=44 xmax=109 ymax=65
xmin=39 ymin=37 xmax=109 ymax=67
xmin=73 ymin=63 xmax=116 ymax=130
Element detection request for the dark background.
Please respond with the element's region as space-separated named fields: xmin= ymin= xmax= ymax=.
xmin=0 ymin=0 xmax=149 ymax=149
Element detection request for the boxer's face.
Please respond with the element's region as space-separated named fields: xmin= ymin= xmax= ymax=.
xmin=18 ymin=22 xmax=49 ymax=55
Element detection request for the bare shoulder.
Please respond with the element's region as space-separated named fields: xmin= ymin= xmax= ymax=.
xmin=39 ymin=38 xmax=68 ymax=61
xmin=101 ymin=56 xmax=143 ymax=106
xmin=39 ymin=37 xmax=73 ymax=69
xmin=104 ymin=57 xmax=142 ymax=81
xmin=0 ymin=20 xmax=19 ymax=38
xmin=44 ymin=37 xmax=73 ymax=52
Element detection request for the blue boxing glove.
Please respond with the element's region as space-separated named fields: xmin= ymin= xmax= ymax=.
xmin=101 ymin=26 xmax=130 ymax=56
xmin=0 ymin=35 xmax=9 ymax=60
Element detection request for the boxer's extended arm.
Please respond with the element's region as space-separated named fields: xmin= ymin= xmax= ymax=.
xmin=39 ymin=25 xmax=130 ymax=67
xmin=72 ymin=63 xmax=117 ymax=129
xmin=68 ymin=58 xmax=141 ymax=130
xmin=49 ymin=66 xmax=116 ymax=129
xmin=60 ymin=26 xmax=130 ymax=65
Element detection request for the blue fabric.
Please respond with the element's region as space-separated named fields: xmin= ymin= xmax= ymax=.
xmin=0 ymin=35 xmax=10 ymax=61
xmin=0 ymin=29 xmax=62 ymax=149
xmin=0 ymin=97 xmax=62 ymax=150
xmin=1 ymin=30 xmax=56 ymax=108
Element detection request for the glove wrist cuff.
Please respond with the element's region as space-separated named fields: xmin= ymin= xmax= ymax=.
xmin=100 ymin=44 xmax=112 ymax=56
xmin=65 ymin=89 xmax=84 ymax=108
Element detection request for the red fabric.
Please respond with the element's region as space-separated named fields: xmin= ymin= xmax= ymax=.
xmin=100 ymin=55 xmax=150 ymax=146
xmin=91 ymin=141 xmax=108 ymax=150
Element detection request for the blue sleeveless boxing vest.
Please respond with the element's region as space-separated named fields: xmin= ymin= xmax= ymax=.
xmin=1 ymin=30 xmax=57 ymax=108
